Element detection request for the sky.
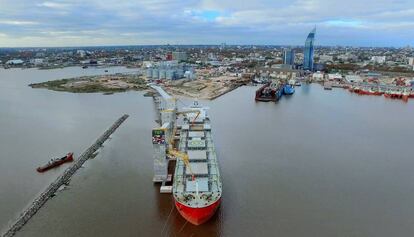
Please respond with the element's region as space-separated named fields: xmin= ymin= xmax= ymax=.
xmin=0 ymin=0 xmax=413 ymax=47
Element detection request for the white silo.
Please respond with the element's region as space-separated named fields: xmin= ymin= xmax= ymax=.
xmin=152 ymin=68 xmax=159 ymax=79
xmin=159 ymin=69 xmax=166 ymax=79
xmin=166 ymin=70 xmax=174 ymax=80
xmin=146 ymin=68 xmax=153 ymax=78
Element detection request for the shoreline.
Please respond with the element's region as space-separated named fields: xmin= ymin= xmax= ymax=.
xmin=29 ymin=72 xmax=251 ymax=100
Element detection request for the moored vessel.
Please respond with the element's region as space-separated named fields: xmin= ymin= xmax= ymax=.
xmin=384 ymin=90 xmax=403 ymax=99
xmin=36 ymin=152 xmax=74 ymax=172
xmin=358 ymin=87 xmax=383 ymax=96
xmin=283 ymin=84 xmax=295 ymax=95
xmin=172 ymin=103 xmax=222 ymax=225
xmin=255 ymin=81 xmax=283 ymax=102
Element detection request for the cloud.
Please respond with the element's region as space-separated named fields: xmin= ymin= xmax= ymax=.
xmin=0 ymin=20 xmax=39 ymax=25
xmin=37 ymin=1 xmax=72 ymax=9
xmin=0 ymin=0 xmax=413 ymax=47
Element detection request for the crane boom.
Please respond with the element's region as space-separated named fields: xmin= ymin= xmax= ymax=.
xmin=168 ymin=149 xmax=195 ymax=180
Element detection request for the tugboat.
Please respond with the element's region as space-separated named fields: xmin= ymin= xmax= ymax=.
xmin=36 ymin=153 xmax=74 ymax=173
xmin=283 ymin=84 xmax=295 ymax=95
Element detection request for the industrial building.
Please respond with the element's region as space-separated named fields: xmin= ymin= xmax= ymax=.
xmin=146 ymin=61 xmax=196 ymax=80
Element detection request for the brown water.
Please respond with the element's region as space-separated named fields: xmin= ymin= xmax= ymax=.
xmin=1 ymin=68 xmax=414 ymax=237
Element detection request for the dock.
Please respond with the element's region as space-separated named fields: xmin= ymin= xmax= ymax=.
xmin=2 ymin=114 xmax=129 ymax=237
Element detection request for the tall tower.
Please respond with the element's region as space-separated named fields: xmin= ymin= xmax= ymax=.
xmin=303 ymin=27 xmax=316 ymax=71
xmin=283 ymin=49 xmax=295 ymax=65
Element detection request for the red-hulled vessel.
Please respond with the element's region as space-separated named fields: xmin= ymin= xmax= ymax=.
xmin=384 ymin=91 xmax=403 ymax=99
xmin=358 ymin=88 xmax=383 ymax=96
xmin=172 ymin=104 xmax=222 ymax=225
xmin=175 ymin=199 xmax=221 ymax=225
xmin=36 ymin=152 xmax=74 ymax=172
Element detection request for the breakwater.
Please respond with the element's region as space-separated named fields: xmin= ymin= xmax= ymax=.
xmin=2 ymin=114 xmax=129 ymax=237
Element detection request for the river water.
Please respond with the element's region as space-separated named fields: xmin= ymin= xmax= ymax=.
xmin=1 ymin=67 xmax=414 ymax=237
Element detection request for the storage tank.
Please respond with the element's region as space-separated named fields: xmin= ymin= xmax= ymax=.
xmin=159 ymin=69 xmax=166 ymax=79
xmin=166 ymin=70 xmax=175 ymax=80
xmin=176 ymin=68 xmax=184 ymax=78
xmin=146 ymin=68 xmax=153 ymax=78
xmin=152 ymin=68 xmax=159 ymax=79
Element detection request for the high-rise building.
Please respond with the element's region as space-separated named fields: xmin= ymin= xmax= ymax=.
xmin=283 ymin=49 xmax=295 ymax=65
xmin=303 ymin=28 xmax=316 ymax=71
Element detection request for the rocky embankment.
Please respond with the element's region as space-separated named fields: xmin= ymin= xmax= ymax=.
xmin=2 ymin=114 xmax=129 ymax=237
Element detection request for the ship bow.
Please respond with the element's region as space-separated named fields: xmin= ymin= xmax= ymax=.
xmin=175 ymin=199 xmax=221 ymax=225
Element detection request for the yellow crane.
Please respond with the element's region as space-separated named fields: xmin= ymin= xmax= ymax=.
xmin=167 ymin=108 xmax=201 ymax=181
xmin=168 ymin=149 xmax=195 ymax=181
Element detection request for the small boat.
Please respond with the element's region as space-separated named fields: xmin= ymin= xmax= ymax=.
xmin=105 ymin=70 xmax=109 ymax=72
xmin=37 ymin=153 xmax=74 ymax=173
xmin=324 ymin=82 xmax=332 ymax=90
xmin=283 ymin=84 xmax=295 ymax=95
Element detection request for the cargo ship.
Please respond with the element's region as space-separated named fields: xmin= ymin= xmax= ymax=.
xmin=255 ymin=81 xmax=283 ymax=102
xmin=172 ymin=103 xmax=222 ymax=225
xmin=36 ymin=152 xmax=74 ymax=173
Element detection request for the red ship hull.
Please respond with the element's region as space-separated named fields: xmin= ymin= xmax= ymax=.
xmin=37 ymin=153 xmax=74 ymax=173
xmin=384 ymin=93 xmax=403 ymax=99
xmin=175 ymin=198 xmax=221 ymax=225
xmin=358 ymin=90 xmax=383 ymax=96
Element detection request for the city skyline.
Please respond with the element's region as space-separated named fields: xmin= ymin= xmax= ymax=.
xmin=1 ymin=0 xmax=414 ymax=47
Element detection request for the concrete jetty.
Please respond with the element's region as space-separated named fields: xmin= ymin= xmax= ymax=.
xmin=2 ymin=114 xmax=129 ymax=237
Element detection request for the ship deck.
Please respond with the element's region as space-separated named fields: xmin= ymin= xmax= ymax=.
xmin=173 ymin=110 xmax=222 ymax=208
